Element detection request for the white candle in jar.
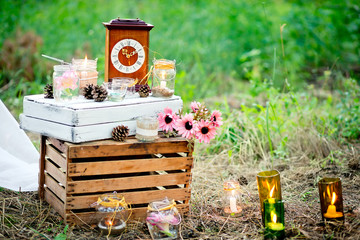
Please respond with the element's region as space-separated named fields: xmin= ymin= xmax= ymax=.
xmin=229 ymin=194 xmax=237 ymax=213
xmin=160 ymin=81 xmax=167 ymax=88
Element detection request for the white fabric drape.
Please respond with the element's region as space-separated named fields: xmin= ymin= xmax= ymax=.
xmin=0 ymin=100 xmax=39 ymax=191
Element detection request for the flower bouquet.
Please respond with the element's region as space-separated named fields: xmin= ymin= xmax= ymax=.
xmin=158 ymin=101 xmax=223 ymax=147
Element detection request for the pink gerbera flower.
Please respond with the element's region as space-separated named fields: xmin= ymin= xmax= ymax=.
xmin=158 ymin=107 xmax=179 ymax=132
xmin=190 ymin=101 xmax=201 ymax=113
xmin=176 ymin=114 xmax=195 ymax=139
xmin=210 ymin=110 xmax=223 ymax=127
xmin=195 ymin=119 xmax=216 ymax=143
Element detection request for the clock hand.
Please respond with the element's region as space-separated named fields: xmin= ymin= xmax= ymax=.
xmin=130 ymin=49 xmax=138 ymax=56
xmin=122 ymin=49 xmax=131 ymax=58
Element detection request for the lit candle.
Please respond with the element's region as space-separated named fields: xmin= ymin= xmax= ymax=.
xmin=267 ymin=211 xmax=285 ymax=231
xmin=159 ymin=70 xmax=167 ymax=88
xmin=84 ymin=55 xmax=88 ymax=67
xmin=72 ymin=55 xmax=98 ymax=90
xmin=105 ymin=218 xmax=113 ymax=226
xmin=98 ymin=217 xmax=126 ymax=235
xmin=223 ymin=180 xmax=242 ymax=215
xmin=160 ymin=80 xmax=167 ymax=88
xmin=229 ymin=190 xmax=237 ymax=213
xmin=324 ymin=192 xmax=343 ymax=218
xmin=268 ymin=183 xmax=276 ymax=204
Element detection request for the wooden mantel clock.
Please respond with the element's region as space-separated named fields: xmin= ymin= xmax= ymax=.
xmin=103 ymin=18 xmax=154 ymax=85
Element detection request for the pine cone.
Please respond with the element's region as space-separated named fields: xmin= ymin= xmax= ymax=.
xmin=112 ymin=125 xmax=129 ymax=141
xmin=92 ymin=85 xmax=108 ymax=102
xmin=44 ymin=84 xmax=54 ymax=99
xmin=138 ymin=85 xmax=150 ymax=98
xmin=83 ymin=84 xmax=95 ymax=99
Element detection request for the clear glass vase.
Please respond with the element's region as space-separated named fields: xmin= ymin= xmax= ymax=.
xmin=53 ymin=64 xmax=79 ymax=101
xmin=146 ymin=198 xmax=181 ymax=240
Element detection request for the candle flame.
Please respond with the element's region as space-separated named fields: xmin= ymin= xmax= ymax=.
xmin=84 ymin=55 xmax=88 ymax=66
xmin=331 ymin=192 xmax=336 ymax=205
xmin=105 ymin=219 xmax=113 ymax=226
xmin=271 ymin=211 xmax=277 ymax=223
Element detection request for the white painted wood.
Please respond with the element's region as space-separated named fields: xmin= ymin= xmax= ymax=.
xmin=23 ymin=95 xmax=182 ymax=127
xmin=20 ymin=114 xmax=137 ymax=143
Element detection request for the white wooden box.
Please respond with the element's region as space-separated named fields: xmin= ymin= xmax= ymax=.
xmin=20 ymin=95 xmax=182 ymax=143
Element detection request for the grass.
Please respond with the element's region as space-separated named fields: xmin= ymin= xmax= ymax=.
xmin=3 ymin=74 xmax=359 ymax=239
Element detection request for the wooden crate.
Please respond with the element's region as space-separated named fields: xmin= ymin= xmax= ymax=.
xmin=39 ymin=135 xmax=193 ymax=225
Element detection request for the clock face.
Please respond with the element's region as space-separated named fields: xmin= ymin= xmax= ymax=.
xmin=110 ymin=38 xmax=145 ymax=74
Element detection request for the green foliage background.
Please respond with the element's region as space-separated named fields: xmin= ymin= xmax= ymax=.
xmin=0 ymin=0 xmax=359 ymax=141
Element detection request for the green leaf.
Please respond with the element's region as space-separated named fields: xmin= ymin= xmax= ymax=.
xmin=54 ymin=233 xmax=67 ymax=240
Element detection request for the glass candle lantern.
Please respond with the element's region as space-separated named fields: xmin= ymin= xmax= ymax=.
xmin=318 ymin=177 xmax=344 ymax=221
xmin=257 ymin=170 xmax=282 ymax=225
xmin=152 ymin=59 xmax=176 ymax=98
xmin=146 ymin=198 xmax=181 ymax=240
xmin=95 ymin=193 xmax=128 ymax=235
xmin=111 ymin=77 xmax=137 ymax=99
xmin=72 ymin=57 xmax=98 ymax=94
xmin=223 ymin=180 xmax=242 ymax=216
xmin=264 ymin=200 xmax=285 ymax=240
xmin=136 ymin=116 xmax=159 ymax=142
xmin=103 ymin=79 xmax=129 ymax=102
xmin=53 ymin=64 xmax=79 ymax=101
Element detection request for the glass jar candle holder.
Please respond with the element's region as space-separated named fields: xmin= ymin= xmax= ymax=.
xmin=136 ymin=116 xmax=159 ymax=142
xmin=257 ymin=170 xmax=282 ymax=225
xmin=111 ymin=77 xmax=137 ymax=99
xmin=264 ymin=199 xmax=285 ymax=240
xmin=152 ymin=59 xmax=176 ymax=98
xmin=95 ymin=193 xmax=128 ymax=235
xmin=146 ymin=198 xmax=181 ymax=240
xmin=318 ymin=177 xmax=344 ymax=222
xmin=223 ymin=180 xmax=242 ymax=216
xmin=72 ymin=57 xmax=98 ymax=94
xmin=103 ymin=79 xmax=129 ymax=102
xmin=53 ymin=64 xmax=79 ymax=101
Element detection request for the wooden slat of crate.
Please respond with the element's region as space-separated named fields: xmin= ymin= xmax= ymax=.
xmin=67 ymin=137 xmax=189 ymax=158
xmin=46 ymin=144 xmax=67 ymax=170
xmin=44 ymin=173 xmax=66 ymax=200
xmin=44 ymin=188 xmax=65 ymax=218
xmin=66 ymin=204 xmax=190 ymax=225
xmin=45 ymin=158 xmax=66 ymax=184
xmin=47 ymin=137 xmax=68 ymax=155
xmin=68 ymin=156 xmax=193 ymax=177
xmin=68 ymin=172 xmax=191 ymax=194
xmin=66 ymin=188 xmax=191 ymax=209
